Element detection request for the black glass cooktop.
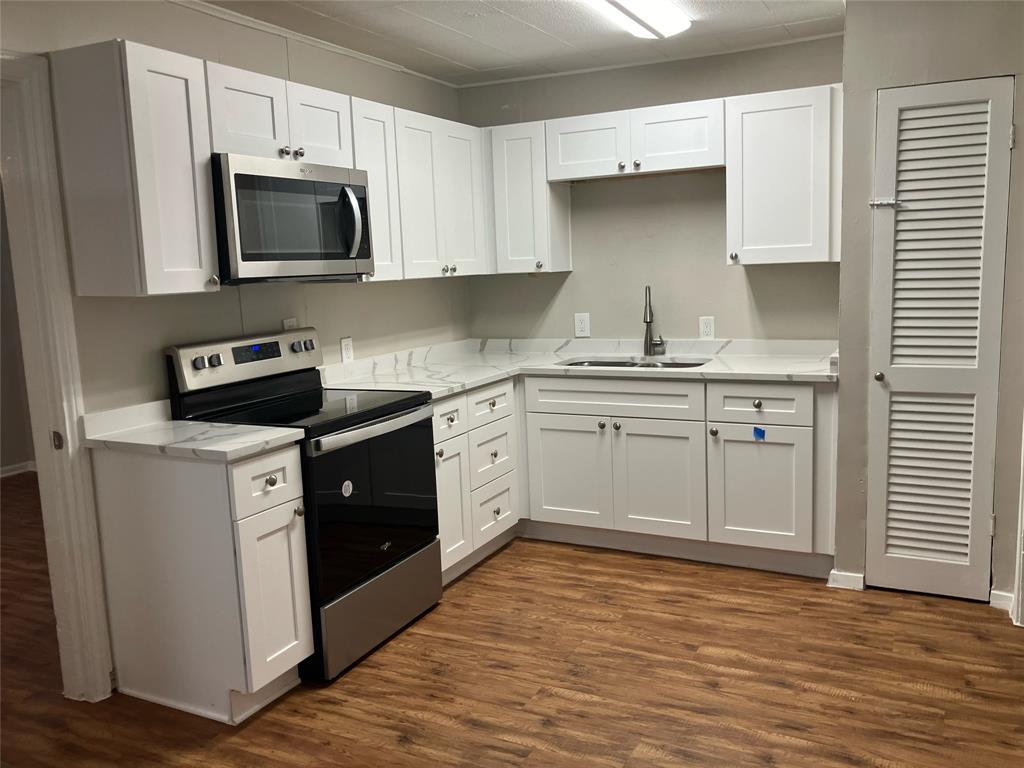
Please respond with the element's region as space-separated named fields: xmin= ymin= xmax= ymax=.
xmin=216 ymin=387 xmax=431 ymax=439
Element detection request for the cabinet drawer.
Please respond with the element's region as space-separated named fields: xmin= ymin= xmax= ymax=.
xmin=229 ymin=446 xmax=303 ymax=521
xmin=525 ymin=376 xmax=705 ymax=420
xmin=707 ymin=383 xmax=813 ymax=426
xmin=468 ymin=415 xmax=519 ymax=490
xmin=432 ymin=394 xmax=468 ymax=443
xmin=470 ymin=469 xmax=519 ymax=549
xmin=466 ymin=379 xmax=515 ymax=431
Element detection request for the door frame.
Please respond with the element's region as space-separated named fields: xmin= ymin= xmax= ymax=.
xmin=1 ymin=52 xmax=113 ymax=700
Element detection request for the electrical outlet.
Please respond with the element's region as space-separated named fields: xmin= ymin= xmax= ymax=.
xmin=699 ymin=316 xmax=715 ymax=339
xmin=281 ymin=317 xmax=299 ymax=330
xmin=574 ymin=312 xmax=591 ymax=338
xmin=340 ymin=336 xmax=355 ymax=363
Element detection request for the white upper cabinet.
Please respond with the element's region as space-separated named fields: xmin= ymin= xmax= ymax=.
xmin=352 ymin=97 xmax=403 ymax=281
xmin=395 ymin=108 xmax=444 ymax=279
xmin=286 ymin=81 xmax=353 ymax=166
xmin=491 ymin=121 xmax=571 ymax=274
xmin=50 ymin=40 xmax=218 ymax=296
xmin=629 ymin=100 xmax=724 ymax=173
xmin=725 ymin=85 xmax=839 ymax=265
xmin=206 ymin=62 xmax=291 ymax=158
xmin=545 ymin=110 xmax=630 ymax=181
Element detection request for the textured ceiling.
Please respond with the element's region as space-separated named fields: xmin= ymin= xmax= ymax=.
xmin=212 ymin=0 xmax=845 ymax=86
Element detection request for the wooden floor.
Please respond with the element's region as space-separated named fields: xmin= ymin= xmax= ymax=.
xmin=2 ymin=472 xmax=1022 ymax=767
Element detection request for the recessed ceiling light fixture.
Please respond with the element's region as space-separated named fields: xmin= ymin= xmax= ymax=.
xmin=582 ymin=0 xmax=693 ymax=40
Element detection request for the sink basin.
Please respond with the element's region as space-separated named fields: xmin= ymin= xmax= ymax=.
xmin=561 ymin=356 xmax=709 ymax=369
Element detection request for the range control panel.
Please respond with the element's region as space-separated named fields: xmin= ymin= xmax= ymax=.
xmin=166 ymin=328 xmax=323 ymax=393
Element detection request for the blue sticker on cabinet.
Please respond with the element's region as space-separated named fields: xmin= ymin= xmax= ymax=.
xmin=753 ymin=426 xmax=766 ymax=441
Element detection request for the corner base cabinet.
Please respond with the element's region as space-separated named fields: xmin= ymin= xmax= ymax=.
xmin=90 ymin=444 xmax=312 ymax=723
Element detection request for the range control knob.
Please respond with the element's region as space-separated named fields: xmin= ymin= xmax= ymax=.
xmin=192 ymin=355 xmax=208 ymax=370
xmin=290 ymin=341 xmax=304 ymax=353
xmin=208 ymin=353 xmax=224 ymax=368
xmin=303 ymin=338 xmax=316 ymax=351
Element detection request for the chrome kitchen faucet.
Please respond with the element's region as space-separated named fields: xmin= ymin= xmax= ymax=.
xmin=643 ymin=285 xmax=667 ymax=357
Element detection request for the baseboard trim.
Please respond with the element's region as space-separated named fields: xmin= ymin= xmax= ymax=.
xmin=827 ymin=569 xmax=865 ymax=591
xmin=1 ymin=461 xmax=36 ymax=478
xmin=989 ymin=590 xmax=1014 ymax=613
xmin=518 ymin=521 xmax=834 ymax=580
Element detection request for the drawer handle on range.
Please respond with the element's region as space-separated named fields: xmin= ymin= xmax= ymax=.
xmin=446 ymin=414 xmax=456 ymax=425
xmin=294 ymin=506 xmax=304 ymax=518
xmin=488 ymin=399 xmax=497 ymax=409
xmin=490 ymin=449 xmax=499 ymax=460
xmin=265 ymin=474 xmax=279 ymax=488
xmin=598 ymin=421 xmax=607 ymax=430
xmin=752 ymin=399 xmax=763 ymax=410
xmin=492 ymin=507 xmax=501 ymax=517
xmin=709 ymin=427 xmax=719 ymax=437
xmin=436 ymin=448 xmax=444 ymax=459
xmin=613 ymin=422 xmax=621 ymax=431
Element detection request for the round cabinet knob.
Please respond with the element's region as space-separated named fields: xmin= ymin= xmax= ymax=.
xmin=874 ymin=371 xmax=886 ymax=382
xmin=633 ymin=159 xmax=641 ymax=169
xmin=536 ymin=261 xmax=544 ymax=270
xmin=709 ymin=427 xmax=719 ymax=437
xmin=442 ymin=265 xmax=450 ymax=275
xmin=294 ymin=147 xmax=306 ymax=158
xmin=280 ymin=145 xmax=292 ymax=157
xmin=446 ymin=414 xmax=456 ymax=424
xmin=752 ymin=399 xmax=763 ymax=410
xmin=613 ymin=422 xmax=622 ymax=431
xmin=490 ymin=449 xmax=499 ymax=460
xmin=208 ymin=274 xmax=220 ymax=287
xmin=436 ymin=448 xmax=444 ymax=459
xmin=294 ymin=506 xmax=305 ymax=518
xmin=618 ymin=161 xmax=626 ymax=171
xmin=492 ymin=507 xmax=501 ymax=517
xmin=729 ymin=252 xmax=739 ymax=261
xmin=450 ymin=265 xmax=457 ymax=274
xmin=265 ymin=474 xmax=279 ymax=488
xmin=488 ymin=399 xmax=497 ymax=409
xmin=598 ymin=421 xmax=607 ymax=430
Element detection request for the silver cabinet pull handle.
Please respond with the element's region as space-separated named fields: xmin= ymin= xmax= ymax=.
xmin=752 ymin=399 xmax=763 ymax=410
xmin=617 ymin=161 xmax=626 ymax=170
xmin=208 ymin=274 xmax=220 ymax=287
xmin=633 ymin=159 xmax=641 ymax=169
xmin=294 ymin=147 xmax=306 ymax=158
xmin=280 ymin=145 xmax=291 ymax=157
xmin=442 ymin=265 xmax=450 ymax=275
xmin=489 ymin=399 xmax=497 ymax=409
xmin=492 ymin=507 xmax=501 ymax=517
xmin=436 ymin=448 xmax=444 ymax=459
xmin=598 ymin=421 xmax=607 ymax=430
xmin=490 ymin=449 xmax=499 ymax=460
xmin=446 ymin=414 xmax=456 ymax=424
xmin=450 ymin=265 xmax=457 ymax=275
xmin=294 ymin=506 xmax=305 ymax=518
xmin=265 ymin=474 xmax=279 ymax=488
xmin=874 ymin=371 xmax=886 ymax=382
xmin=536 ymin=261 xmax=544 ymax=270
xmin=613 ymin=422 xmax=621 ymax=431
xmin=709 ymin=427 xmax=719 ymax=437
xmin=729 ymin=252 xmax=739 ymax=261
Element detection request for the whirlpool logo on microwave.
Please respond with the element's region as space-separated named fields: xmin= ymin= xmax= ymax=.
xmin=298 ymin=166 xmax=313 ymax=175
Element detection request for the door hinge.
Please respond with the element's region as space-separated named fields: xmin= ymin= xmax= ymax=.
xmin=868 ymin=198 xmax=902 ymax=209
xmin=989 ymin=513 xmax=996 ymax=537
xmin=1010 ymin=123 xmax=1016 ymax=150
xmin=51 ymin=431 xmax=65 ymax=450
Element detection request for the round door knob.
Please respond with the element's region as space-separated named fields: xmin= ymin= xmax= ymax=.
xmin=450 ymin=265 xmax=457 ymax=274
xmin=294 ymin=147 xmax=306 ymax=158
xmin=280 ymin=145 xmax=291 ymax=157
xmin=633 ymin=159 xmax=641 ymax=169
xmin=709 ymin=427 xmax=719 ymax=437
xmin=489 ymin=399 xmax=497 ymax=409
xmin=442 ymin=265 xmax=450 ymax=275
xmin=874 ymin=371 xmax=886 ymax=382
xmin=536 ymin=261 xmax=544 ymax=270
xmin=490 ymin=449 xmax=499 ymax=460
xmin=598 ymin=421 xmax=607 ymax=430
xmin=729 ymin=252 xmax=739 ymax=261
xmin=613 ymin=422 xmax=622 ymax=431
xmin=752 ymin=399 xmax=763 ymax=410
xmin=265 ymin=474 xmax=279 ymax=488
xmin=436 ymin=448 xmax=444 ymax=459
xmin=617 ymin=161 xmax=626 ymax=171
xmin=294 ymin=506 xmax=305 ymax=518
xmin=493 ymin=507 xmax=501 ymax=517
xmin=446 ymin=414 xmax=456 ymax=424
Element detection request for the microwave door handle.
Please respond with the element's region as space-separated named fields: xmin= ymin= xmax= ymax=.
xmin=344 ymin=186 xmax=362 ymax=259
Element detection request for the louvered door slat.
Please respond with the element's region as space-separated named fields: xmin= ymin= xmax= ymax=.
xmin=867 ymin=78 xmax=1012 ymax=601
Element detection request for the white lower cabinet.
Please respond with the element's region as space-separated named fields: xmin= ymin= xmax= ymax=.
xmin=471 ymin=469 xmax=520 ymax=548
xmin=435 ymin=433 xmax=474 ymax=570
xmin=234 ymin=498 xmax=313 ymax=692
xmin=707 ymin=422 xmax=813 ymax=552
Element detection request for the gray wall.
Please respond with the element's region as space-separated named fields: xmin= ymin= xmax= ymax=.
xmin=1 ymin=188 xmax=35 ymax=469
xmin=461 ymin=37 xmax=843 ymax=341
xmin=1 ymin=0 xmax=469 ymax=411
xmin=835 ymin=1 xmax=1024 ymax=593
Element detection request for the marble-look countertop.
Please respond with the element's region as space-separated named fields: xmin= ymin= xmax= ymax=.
xmin=82 ymin=401 xmax=304 ymax=462
xmin=321 ymin=338 xmax=839 ymax=399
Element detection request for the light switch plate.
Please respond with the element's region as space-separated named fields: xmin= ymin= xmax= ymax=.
xmin=340 ymin=336 xmax=354 ymax=363
xmin=281 ymin=317 xmax=299 ymax=330
xmin=699 ymin=316 xmax=715 ymax=339
xmin=574 ymin=313 xmax=591 ymax=338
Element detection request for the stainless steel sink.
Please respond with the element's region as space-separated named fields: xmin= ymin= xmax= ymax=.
xmin=561 ymin=356 xmax=709 ymax=369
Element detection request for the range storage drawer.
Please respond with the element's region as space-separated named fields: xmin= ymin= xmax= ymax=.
xmin=229 ymin=445 xmax=303 ymax=521
xmin=468 ymin=415 xmax=518 ymax=490
xmin=432 ymin=394 xmax=468 ymax=443
xmin=525 ymin=377 xmax=705 ymax=421
xmin=466 ymin=379 xmax=515 ymax=431
xmin=706 ymin=382 xmax=813 ymax=427
xmin=470 ymin=469 xmax=519 ymax=548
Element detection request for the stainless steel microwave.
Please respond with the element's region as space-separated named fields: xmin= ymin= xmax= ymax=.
xmin=212 ymin=153 xmax=372 ymax=284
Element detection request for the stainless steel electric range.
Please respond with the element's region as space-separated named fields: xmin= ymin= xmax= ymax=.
xmin=165 ymin=328 xmax=441 ymax=680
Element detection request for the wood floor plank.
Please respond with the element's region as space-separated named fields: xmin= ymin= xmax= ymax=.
xmin=2 ymin=473 xmax=1021 ymax=767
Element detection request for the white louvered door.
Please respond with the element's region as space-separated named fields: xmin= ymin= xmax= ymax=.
xmin=866 ymin=77 xmax=1013 ymax=600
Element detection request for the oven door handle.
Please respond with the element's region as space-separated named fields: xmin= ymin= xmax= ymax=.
xmin=310 ymin=403 xmax=433 ymax=456
xmin=344 ymin=186 xmax=363 ymax=260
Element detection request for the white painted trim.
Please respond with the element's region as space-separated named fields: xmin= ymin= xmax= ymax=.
xmin=828 ymin=569 xmax=866 ymax=591
xmin=1 ymin=461 xmax=37 ymax=478
xmin=1 ymin=52 xmax=113 ymax=701
xmin=989 ymin=590 xmax=1014 ymax=613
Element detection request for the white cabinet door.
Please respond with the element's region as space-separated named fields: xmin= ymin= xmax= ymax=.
xmin=286 ymin=81 xmax=353 ymax=167
xmin=492 ymin=121 xmax=548 ymax=273
xmin=629 ymin=99 xmax=724 ymax=173
xmin=206 ymin=62 xmax=290 ymax=158
xmin=435 ymin=434 xmax=473 ymax=571
xmin=436 ymin=119 xmax=489 ymax=276
xmin=527 ymin=413 xmax=613 ymax=528
xmin=123 ymin=42 xmax=218 ymax=295
xmin=234 ymin=498 xmax=313 ymax=692
xmin=612 ymin=418 xmax=707 ymax=540
xmin=707 ymin=422 xmax=813 ymax=552
xmin=725 ymin=86 xmax=832 ymax=264
xmin=545 ymin=111 xmax=630 ymax=181
xmin=395 ymin=108 xmax=444 ymax=279
xmin=352 ymin=98 xmax=403 ymax=281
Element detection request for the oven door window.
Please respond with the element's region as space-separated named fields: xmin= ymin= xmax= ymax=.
xmin=234 ymin=175 xmax=362 ymax=262
xmin=309 ymin=419 xmax=438 ymax=603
